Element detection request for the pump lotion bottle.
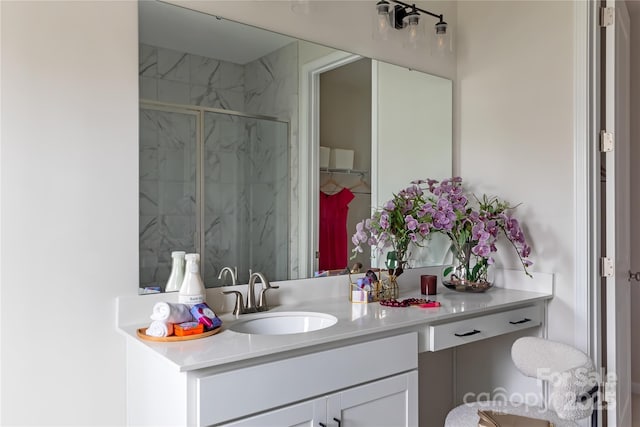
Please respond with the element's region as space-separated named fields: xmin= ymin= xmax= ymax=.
xmin=178 ymin=253 xmax=206 ymax=305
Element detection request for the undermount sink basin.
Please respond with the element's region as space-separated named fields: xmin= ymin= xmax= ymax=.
xmin=229 ymin=311 xmax=338 ymax=335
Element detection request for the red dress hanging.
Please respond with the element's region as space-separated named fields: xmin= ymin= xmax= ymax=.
xmin=319 ymin=188 xmax=355 ymax=271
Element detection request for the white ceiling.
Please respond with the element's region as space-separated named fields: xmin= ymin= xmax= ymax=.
xmin=138 ymin=1 xmax=296 ymax=65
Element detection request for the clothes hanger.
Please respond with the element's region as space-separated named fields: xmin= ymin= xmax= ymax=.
xmin=349 ymin=175 xmax=371 ymax=194
xmin=320 ymin=173 xmax=344 ymax=193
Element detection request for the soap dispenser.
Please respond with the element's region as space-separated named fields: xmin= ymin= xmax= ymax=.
xmin=165 ymin=251 xmax=186 ymax=293
xmin=178 ymin=253 xmax=206 ymax=305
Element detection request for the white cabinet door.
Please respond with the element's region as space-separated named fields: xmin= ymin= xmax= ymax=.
xmin=197 ymin=333 xmax=417 ymax=426
xmin=221 ymin=398 xmax=326 ymax=427
xmin=222 ymin=371 xmax=418 ymax=427
xmin=328 ymin=371 xmax=418 ymax=427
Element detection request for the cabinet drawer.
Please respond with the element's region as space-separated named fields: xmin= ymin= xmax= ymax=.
xmin=428 ymin=305 xmax=542 ymax=351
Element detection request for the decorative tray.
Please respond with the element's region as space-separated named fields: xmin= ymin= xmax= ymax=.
xmin=136 ymin=326 xmax=221 ymax=342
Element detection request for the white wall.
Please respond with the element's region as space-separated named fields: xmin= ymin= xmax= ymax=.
xmin=456 ymin=1 xmax=576 ymax=344
xmin=1 ymin=1 xmax=138 ymax=425
xmin=629 ymin=5 xmax=640 ymax=391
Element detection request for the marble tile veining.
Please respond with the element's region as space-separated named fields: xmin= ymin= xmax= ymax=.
xmin=156 ymin=111 xmax=196 ymax=149
xmin=190 ymin=85 xmax=222 ymax=108
xmin=157 ymin=47 xmax=190 ymax=83
xmin=189 ymin=54 xmax=222 ymax=87
xmin=139 ymin=148 xmax=158 ymax=180
xmin=139 ymin=180 xmax=159 ymax=216
xmin=221 ymin=61 xmax=245 ymax=92
xmin=139 ymin=215 xmax=159 ymax=245
xmin=139 ymin=44 xmax=157 ymax=77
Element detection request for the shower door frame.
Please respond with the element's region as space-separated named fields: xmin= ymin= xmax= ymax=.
xmin=140 ymin=99 xmax=289 ymax=284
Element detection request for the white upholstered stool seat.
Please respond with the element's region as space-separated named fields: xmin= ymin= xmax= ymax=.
xmin=445 ymin=337 xmax=597 ymax=427
xmin=444 ymin=401 xmax=577 ymax=427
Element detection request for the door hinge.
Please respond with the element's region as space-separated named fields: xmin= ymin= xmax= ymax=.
xmin=601 ymin=257 xmax=615 ymax=278
xmin=600 ymin=130 xmax=614 ymax=152
xmin=600 ymin=7 xmax=615 ymax=27
xmin=603 ymin=377 xmax=617 ymax=409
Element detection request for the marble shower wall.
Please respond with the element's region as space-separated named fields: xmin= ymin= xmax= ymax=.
xmin=202 ymin=112 xmax=250 ymax=286
xmin=139 ymin=44 xmax=245 ymax=110
xmin=245 ymin=119 xmax=290 ymax=281
xmin=244 ymin=42 xmax=298 ymax=281
xmin=139 ymin=42 xmax=297 ymax=287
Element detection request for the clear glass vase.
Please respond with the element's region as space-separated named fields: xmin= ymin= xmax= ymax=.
xmin=385 ymin=249 xmax=407 ymax=277
xmin=442 ymin=258 xmax=493 ymax=293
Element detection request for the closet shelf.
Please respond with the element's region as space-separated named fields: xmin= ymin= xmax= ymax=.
xmin=320 ymin=167 xmax=368 ymax=176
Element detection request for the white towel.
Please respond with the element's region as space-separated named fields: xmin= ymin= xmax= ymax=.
xmin=150 ymin=302 xmax=192 ymax=323
xmin=146 ymin=320 xmax=174 ymax=337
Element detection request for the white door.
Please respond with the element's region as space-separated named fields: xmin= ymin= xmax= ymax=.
xmin=327 ymin=372 xmax=418 ymax=427
xmin=373 ymin=60 xmax=453 ymax=208
xmin=372 ymin=60 xmax=453 ymax=267
xmin=603 ymin=1 xmax=632 ymax=425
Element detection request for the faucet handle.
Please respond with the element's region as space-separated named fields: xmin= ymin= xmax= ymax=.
xmin=263 ymin=282 xmax=279 ymax=290
xmin=222 ymin=290 xmax=244 ymax=316
xmin=257 ymin=287 xmax=278 ymax=312
xmin=258 ymin=274 xmax=278 ymax=290
xmin=255 ymin=273 xmax=278 ymax=311
xmin=218 ymin=266 xmax=238 ymax=286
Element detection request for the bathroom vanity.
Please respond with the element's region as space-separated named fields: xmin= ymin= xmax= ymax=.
xmin=118 ymin=269 xmax=552 ymax=427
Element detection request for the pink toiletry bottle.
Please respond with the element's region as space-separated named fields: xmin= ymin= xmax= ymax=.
xmin=178 ymin=253 xmax=206 ymax=305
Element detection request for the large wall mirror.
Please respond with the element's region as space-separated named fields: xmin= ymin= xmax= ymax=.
xmin=138 ymin=1 xmax=452 ymax=291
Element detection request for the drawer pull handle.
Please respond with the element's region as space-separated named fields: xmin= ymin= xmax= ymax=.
xmin=333 ymin=417 xmax=342 ymax=427
xmin=509 ymin=318 xmax=531 ymax=325
xmin=454 ymin=329 xmax=481 ymax=337
xmin=319 ymin=424 xmax=327 ymax=427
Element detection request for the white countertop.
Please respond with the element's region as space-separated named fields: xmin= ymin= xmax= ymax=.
xmin=119 ymin=287 xmax=552 ymax=372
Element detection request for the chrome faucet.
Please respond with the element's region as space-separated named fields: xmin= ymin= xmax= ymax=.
xmin=222 ymin=271 xmax=279 ymax=315
xmin=246 ymin=272 xmax=278 ymax=312
xmin=218 ymin=266 xmax=238 ymax=286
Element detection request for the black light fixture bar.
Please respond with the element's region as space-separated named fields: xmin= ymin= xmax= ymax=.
xmin=389 ymin=0 xmax=443 ymax=22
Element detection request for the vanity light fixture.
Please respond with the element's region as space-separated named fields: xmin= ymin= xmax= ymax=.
xmin=375 ymin=0 xmax=450 ymax=53
xmin=433 ymin=19 xmax=451 ymax=55
xmin=375 ymin=0 xmax=392 ymax=39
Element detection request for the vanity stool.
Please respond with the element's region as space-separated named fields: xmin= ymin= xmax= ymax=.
xmin=445 ymin=337 xmax=597 ymax=427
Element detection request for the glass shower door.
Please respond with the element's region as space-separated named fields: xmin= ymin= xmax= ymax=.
xmin=139 ymin=106 xmax=198 ymax=288
xmin=203 ymin=111 xmax=289 ymax=286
